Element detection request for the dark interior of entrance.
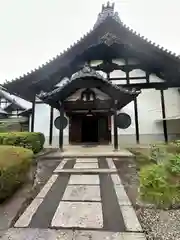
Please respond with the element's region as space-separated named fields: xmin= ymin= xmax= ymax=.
xmin=69 ymin=114 xmax=111 ymax=144
xmin=81 ymin=116 xmax=98 ymax=143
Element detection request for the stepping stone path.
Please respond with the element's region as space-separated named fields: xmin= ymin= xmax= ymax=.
xmin=1 ymin=157 xmax=146 ymax=239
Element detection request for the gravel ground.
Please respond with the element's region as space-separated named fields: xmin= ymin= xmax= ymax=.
xmin=138 ymin=208 xmax=180 ymax=240
xmin=114 ymin=158 xmax=180 ymax=240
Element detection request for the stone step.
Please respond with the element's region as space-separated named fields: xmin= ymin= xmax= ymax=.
xmin=54 ymin=168 xmax=118 ymax=173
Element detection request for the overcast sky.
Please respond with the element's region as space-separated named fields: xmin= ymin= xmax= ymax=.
xmin=0 ymin=0 xmax=179 ymax=82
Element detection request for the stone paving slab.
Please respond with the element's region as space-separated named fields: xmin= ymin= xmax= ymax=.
xmin=0 ymin=228 xmax=73 ymax=240
xmin=76 ymin=158 xmax=98 ymax=163
xmin=114 ymin=185 xmax=132 ymax=206
xmin=14 ymin=198 xmax=43 ymax=228
xmin=51 ymin=202 xmax=103 ymax=228
xmin=120 ymin=206 xmax=143 ymax=232
xmin=54 ymin=160 xmax=67 ymax=172
xmin=74 ymin=230 xmax=146 ymax=240
xmin=111 ymin=174 xmax=122 ymax=185
xmin=74 ymin=162 xmax=99 ymax=169
xmin=11 ymin=156 xmax=144 ymax=239
xmin=68 ymin=175 xmax=100 ymax=185
xmin=62 ymin=185 xmax=101 ymax=201
xmin=0 ymin=229 xmax=146 ymax=240
xmin=36 ymin=174 xmax=58 ymax=198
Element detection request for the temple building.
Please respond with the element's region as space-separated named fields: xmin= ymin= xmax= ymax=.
xmin=2 ymin=2 xmax=180 ymax=149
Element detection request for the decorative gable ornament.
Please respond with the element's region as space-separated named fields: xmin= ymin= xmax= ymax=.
xmin=71 ymin=64 xmax=105 ymax=81
xmin=99 ymin=33 xmax=121 ymax=46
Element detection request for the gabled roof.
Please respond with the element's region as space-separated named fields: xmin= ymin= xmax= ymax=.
xmin=0 ymin=87 xmax=32 ymax=111
xmin=2 ymin=2 xmax=180 ymax=101
xmin=38 ymin=65 xmax=140 ymax=109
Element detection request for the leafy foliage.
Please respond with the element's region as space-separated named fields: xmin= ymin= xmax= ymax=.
xmin=135 ymin=143 xmax=180 ymax=208
xmin=0 ymin=145 xmax=33 ymax=202
xmin=139 ymin=164 xmax=180 ymax=208
xmin=0 ymin=132 xmax=45 ymax=153
xmin=150 ymin=144 xmax=169 ymax=164
xmin=165 ymin=154 xmax=180 ymax=175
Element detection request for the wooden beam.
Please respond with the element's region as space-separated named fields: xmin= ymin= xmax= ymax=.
xmin=113 ymin=104 xmax=118 ymax=151
xmin=49 ymin=107 xmax=54 ymax=145
xmin=134 ymin=98 xmax=140 ymax=144
xmin=30 ymin=95 xmax=35 ymax=132
xmin=160 ymin=90 xmax=168 ymax=143
xmin=59 ymin=103 xmax=64 ymax=151
xmin=117 ymin=82 xmax=178 ymax=90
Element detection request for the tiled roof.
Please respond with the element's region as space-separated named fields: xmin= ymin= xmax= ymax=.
xmin=38 ymin=65 xmax=140 ymax=100
xmin=0 ymin=86 xmax=31 ymax=110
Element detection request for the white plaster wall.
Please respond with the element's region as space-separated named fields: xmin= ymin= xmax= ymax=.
xmin=164 ymin=88 xmax=180 ymax=118
xmin=110 ymin=66 xmax=126 ymax=85
xmin=137 ymin=89 xmax=162 ymax=134
xmin=111 ymin=102 xmax=136 ymax=145
xmin=34 ymin=103 xmax=50 ymax=145
xmin=129 ymin=69 xmax=146 ymax=84
xmin=164 ymin=88 xmax=180 ymax=134
xmin=117 ymin=102 xmax=135 ymax=135
xmin=110 ymin=70 xmax=126 ymax=78
xmin=52 ymin=108 xmax=69 ymax=147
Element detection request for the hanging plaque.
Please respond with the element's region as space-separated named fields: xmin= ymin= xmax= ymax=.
xmin=117 ymin=113 xmax=131 ymax=129
xmin=54 ymin=116 xmax=68 ymax=130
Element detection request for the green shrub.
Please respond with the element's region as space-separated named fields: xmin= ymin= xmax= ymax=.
xmin=0 ymin=145 xmax=33 ymax=202
xmin=168 ymin=140 xmax=180 ymax=154
xmin=36 ymin=132 xmax=45 ymax=150
xmin=139 ymin=164 xmax=180 ymax=208
xmin=165 ymin=154 xmax=180 ymax=175
xmin=150 ymin=144 xmax=168 ymax=164
xmin=0 ymin=132 xmax=45 ymax=153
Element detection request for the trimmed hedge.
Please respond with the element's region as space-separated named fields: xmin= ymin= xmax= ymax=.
xmin=0 ymin=132 xmax=45 ymax=153
xmin=0 ymin=145 xmax=33 ymax=202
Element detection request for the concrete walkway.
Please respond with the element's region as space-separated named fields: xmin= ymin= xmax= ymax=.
xmin=1 ymin=157 xmax=146 ymax=240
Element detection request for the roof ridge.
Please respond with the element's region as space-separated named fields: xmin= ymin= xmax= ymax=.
xmin=120 ymin=21 xmax=180 ymax=59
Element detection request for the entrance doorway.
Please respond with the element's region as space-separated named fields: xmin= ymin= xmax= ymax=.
xmin=81 ymin=116 xmax=98 ymax=143
xmin=69 ymin=114 xmax=111 ymax=144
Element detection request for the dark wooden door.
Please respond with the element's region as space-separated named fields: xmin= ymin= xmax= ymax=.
xmin=98 ymin=116 xmax=111 ymax=144
xmin=69 ymin=116 xmax=81 ymax=144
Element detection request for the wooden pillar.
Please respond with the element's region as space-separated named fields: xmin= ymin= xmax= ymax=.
xmin=134 ymin=98 xmax=140 ymax=144
xmin=59 ymin=103 xmax=64 ymax=151
xmin=160 ymin=90 xmax=168 ymax=143
xmin=49 ymin=107 xmax=54 ymax=145
xmin=30 ymin=95 xmax=35 ymax=132
xmin=113 ymin=103 xmax=118 ymax=151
